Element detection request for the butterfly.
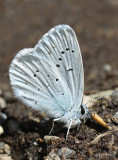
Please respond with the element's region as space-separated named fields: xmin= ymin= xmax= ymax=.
xmin=9 ymin=25 xmax=110 ymax=138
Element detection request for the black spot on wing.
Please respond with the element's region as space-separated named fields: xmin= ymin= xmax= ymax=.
xmin=61 ymin=51 xmax=65 ymax=54
xmin=66 ymin=48 xmax=69 ymax=51
xmin=58 ymin=58 xmax=62 ymax=61
xmin=56 ymin=64 xmax=60 ymax=67
xmin=34 ymin=74 xmax=37 ymax=77
xmin=67 ymin=68 xmax=73 ymax=71
xmin=56 ymin=79 xmax=59 ymax=81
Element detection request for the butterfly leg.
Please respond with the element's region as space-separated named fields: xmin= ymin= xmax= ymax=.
xmin=76 ymin=119 xmax=81 ymax=132
xmin=66 ymin=118 xmax=72 ymax=139
xmin=49 ymin=117 xmax=62 ymax=135
xmin=49 ymin=120 xmax=54 ymax=135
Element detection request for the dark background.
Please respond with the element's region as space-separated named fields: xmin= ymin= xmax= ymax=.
xmin=0 ymin=0 xmax=118 ymax=92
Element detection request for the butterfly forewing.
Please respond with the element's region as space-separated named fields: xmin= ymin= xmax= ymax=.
xmin=34 ymin=25 xmax=84 ymax=110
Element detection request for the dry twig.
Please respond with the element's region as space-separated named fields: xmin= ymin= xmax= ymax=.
xmin=90 ymin=128 xmax=118 ymax=145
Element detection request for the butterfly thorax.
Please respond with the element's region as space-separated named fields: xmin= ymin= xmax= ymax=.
xmin=58 ymin=104 xmax=90 ymax=128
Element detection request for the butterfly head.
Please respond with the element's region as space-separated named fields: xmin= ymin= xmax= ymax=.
xmin=63 ymin=104 xmax=91 ymax=128
xmin=79 ymin=104 xmax=91 ymax=120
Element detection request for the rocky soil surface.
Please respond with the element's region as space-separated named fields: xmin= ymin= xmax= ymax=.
xmin=0 ymin=0 xmax=118 ymax=159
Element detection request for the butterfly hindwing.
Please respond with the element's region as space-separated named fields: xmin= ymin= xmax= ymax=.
xmin=9 ymin=48 xmax=73 ymax=118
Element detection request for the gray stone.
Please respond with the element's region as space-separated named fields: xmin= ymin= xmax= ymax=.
xmin=103 ymin=64 xmax=112 ymax=73
xmin=114 ymin=112 xmax=118 ymax=119
xmin=112 ymin=112 xmax=118 ymax=124
xmin=58 ymin=147 xmax=76 ymax=158
xmin=44 ymin=150 xmax=61 ymax=160
xmin=0 ymin=154 xmax=13 ymax=160
xmin=0 ymin=142 xmax=11 ymax=155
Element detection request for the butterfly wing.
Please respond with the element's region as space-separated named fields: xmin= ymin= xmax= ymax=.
xmin=9 ymin=25 xmax=84 ymax=119
xmin=34 ymin=25 xmax=84 ymax=110
xmin=9 ymin=48 xmax=73 ymax=118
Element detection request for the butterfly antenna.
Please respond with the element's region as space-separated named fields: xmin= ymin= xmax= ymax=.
xmin=85 ymin=90 xmax=118 ymax=106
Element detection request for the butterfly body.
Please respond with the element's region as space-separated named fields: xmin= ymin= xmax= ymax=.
xmin=9 ymin=25 xmax=91 ymax=136
xmin=58 ymin=104 xmax=90 ymax=128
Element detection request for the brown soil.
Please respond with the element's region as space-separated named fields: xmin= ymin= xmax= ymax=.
xmin=0 ymin=0 xmax=118 ymax=159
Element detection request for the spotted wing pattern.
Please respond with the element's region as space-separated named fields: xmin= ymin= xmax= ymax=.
xmin=9 ymin=25 xmax=84 ymax=118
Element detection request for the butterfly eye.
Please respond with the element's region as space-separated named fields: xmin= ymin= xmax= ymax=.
xmin=81 ymin=105 xmax=85 ymax=115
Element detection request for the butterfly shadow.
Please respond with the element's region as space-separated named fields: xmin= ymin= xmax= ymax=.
xmin=85 ymin=119 xmax=108 ymax=133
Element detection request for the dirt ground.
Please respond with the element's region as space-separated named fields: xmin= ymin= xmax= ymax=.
xmin=0 ymin=0 xmax=118 ymax=159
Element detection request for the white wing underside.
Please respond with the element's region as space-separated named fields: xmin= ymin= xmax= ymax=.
xmin=9 ymin=25 xmax=84 ymax=119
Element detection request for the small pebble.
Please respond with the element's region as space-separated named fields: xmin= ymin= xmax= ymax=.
xmin=33 ymin=141 xmax=38 ymax=146
xmin=103 ymin=64 xmax=112 ymax=73
xmin=88 ymin=147 xmax=93 ymax=155
xmin=4 ymin=144 xmax=11 ymax=155
xmin=0 ymin=113 xmax=7 ymax=125
xmin=0 ymin=97 xmax=6 ymax=109
xmin=58 ymin=147 xmax=76 ymax=158
xmin=0 ymin=142 xmax=11 ymax=155
xmin=0 ymin=154 xmax=13 ymax=160
xmin=44 ymin=150 xmax=61 ymax=160
xmin=102 ymin=104 xmax=106 ymax=110
xmin=0 ymin=125 xmax=4 ymax=135
xmin=44 ymin=136 xmax=60 ymax=143
xmin=112 ymin=112 xmax=118 ymax=124
xmin=114 ymin=112 xmax=118 ymax=119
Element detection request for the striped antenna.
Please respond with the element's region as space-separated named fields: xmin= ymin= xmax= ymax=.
xmin=85 ymin=90 xmax=118 ymax=106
